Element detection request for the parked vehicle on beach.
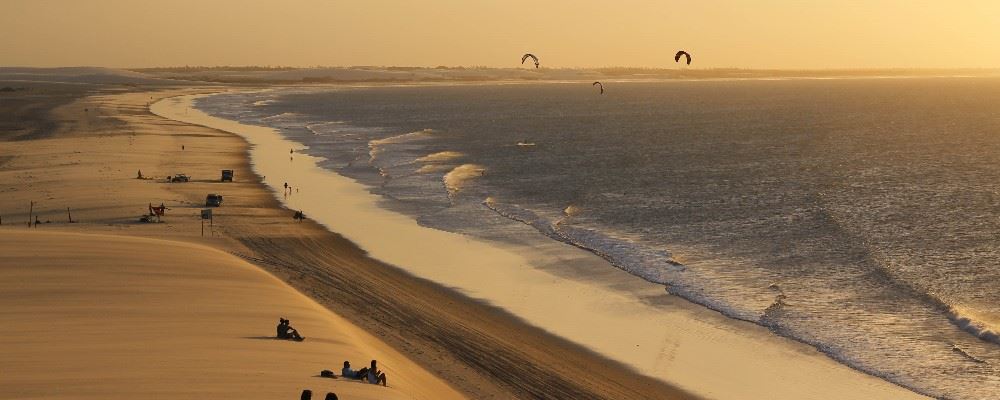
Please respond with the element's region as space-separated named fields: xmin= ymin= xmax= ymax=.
xmin=170 ymin=174 xmax=190 ymax=183
xmin=205 ymin=194 xmax=223 ymax=207
xmin=221 ymin=169 xmax=234 ymax=182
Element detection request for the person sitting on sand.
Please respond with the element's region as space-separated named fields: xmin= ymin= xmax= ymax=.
xmin=276 ymin=318 xmax=304 ymax=341
xmin=276 ymin=318 xmax=288 ymax=338
xmin=341 ymin=361 xmax=364 ymax=380
xmin=366 ymin=359 xmax=388 ymax=386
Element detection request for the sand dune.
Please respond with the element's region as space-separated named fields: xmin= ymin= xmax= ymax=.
xmin=0 ymin=230 xmax=462 ymax=400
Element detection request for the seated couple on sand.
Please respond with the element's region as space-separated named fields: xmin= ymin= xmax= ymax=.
xmin=341 ymin=360 xmax=388 ymax=386
xmin=276 ymin=318 xmax=305 ymax=341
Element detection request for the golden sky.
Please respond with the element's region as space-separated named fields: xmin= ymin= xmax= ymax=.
xmin=3 ymin=0 xmax=999 ymax=69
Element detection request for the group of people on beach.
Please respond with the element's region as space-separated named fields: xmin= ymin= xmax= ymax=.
xmin=341 ymin=359 xmax=388 ymax=386
xmin=275 ymin=317 xmax=388 ymax=397
xmin=283 ymin=181 xmax=299 ymax=197
xmin=297 ymin=360 xmax=388 ymax=400
xmin=299 ymin=360 xmax=387 ymax=399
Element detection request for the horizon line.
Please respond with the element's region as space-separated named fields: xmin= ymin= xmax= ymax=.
xmin=6 ymin=65 xmax=1000 ymax=72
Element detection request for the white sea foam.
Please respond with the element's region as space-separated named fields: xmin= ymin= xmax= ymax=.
xmin=369 ymin=129 xmax=435 ymax=146
xmin=416 ymin=164 xmax=453 ymax=174
xmin=563 ymin=204 xmax=583 ymax=217
xmin=482 ymin=198 xmax=691 ymax=290
xmin=260 ymin=112 xmax=303 ymax=121
xmin=368 ymin=129 xmax=436 ymax=164
xmin=947 ymin=307 xmax=1000 ymax=345
xmin=305 ymin=121 xmax=344 ymax=135
xmin=952 ymin=344 xmax=989 ymax=364
xmin=443 ymin=164 xmax=485 ymax=197
xmin=417 ymin=151 xmax=464 ymax=163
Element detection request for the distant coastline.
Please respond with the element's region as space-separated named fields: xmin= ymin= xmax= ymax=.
xmin=129 ymin=65 xmax=1000 ymax=85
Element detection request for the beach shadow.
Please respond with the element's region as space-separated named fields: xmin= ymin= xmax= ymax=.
xmin=243 ymin=336 xmax=282 ymax=340
xmin=241 ymin=336 xmax=346 ymax=345
xmin=312 ymin=376 xmax=376 ymax=387
xmin=190 ymin=179 xmax=230 ymax=184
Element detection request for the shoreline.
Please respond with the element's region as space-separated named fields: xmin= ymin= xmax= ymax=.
xmin=154 ymin=90 xmax=929 ymax=400
xmin=0 ymin=85 xmax=696 ymax=399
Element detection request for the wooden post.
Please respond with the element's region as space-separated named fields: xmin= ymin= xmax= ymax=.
xmin=27 ymin=201 xmax=33 ymax=229
xmin=201 ymin=219 xmax=204 ymax=237
xmin=67 ymin=207 xmax=74 ymax=223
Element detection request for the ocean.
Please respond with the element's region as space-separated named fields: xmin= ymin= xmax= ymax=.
xmin=197 ymin=78 xmax=1000 ymax=399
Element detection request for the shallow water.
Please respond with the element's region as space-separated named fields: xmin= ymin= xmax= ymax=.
xmin=199 ymin=79 xmax=1000 ymax=399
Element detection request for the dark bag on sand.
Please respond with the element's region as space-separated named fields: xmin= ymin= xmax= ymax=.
xmin=320 ymin=370 xmax=335 ymax=378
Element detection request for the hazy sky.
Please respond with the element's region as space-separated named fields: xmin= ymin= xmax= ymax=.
xmin=3 ymin=0 xmax=999 ymax=69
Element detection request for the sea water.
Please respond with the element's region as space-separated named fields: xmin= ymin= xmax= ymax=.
xmin=198 ymin=78 xmax=1000 ymax=399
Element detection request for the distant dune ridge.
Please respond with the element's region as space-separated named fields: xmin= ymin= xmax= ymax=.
xmin=0 ymin=66 xmax=180 ymax=85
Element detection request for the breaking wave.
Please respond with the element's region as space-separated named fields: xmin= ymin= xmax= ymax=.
xmin=368 ymin=129 xmax=437 ymax=165
xmin=443 ymin=164 xmax=486 ymax=198
xmin=260 ymin=112 xmax=304 ymax=121
xmin=369 ymin=129 xmax=436 ymax=146
xmin=478 ymin=198 xmax=749 ymax=314
xmin=417 ymin=151 xmax=464 ymax=163
xmin=305 ymin=121 xmax=345 ymax=135
xmin=416 ymin=164 xmax=454 ymax=174
xmin=947 ymin=307 xmax=1000 ymax=345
